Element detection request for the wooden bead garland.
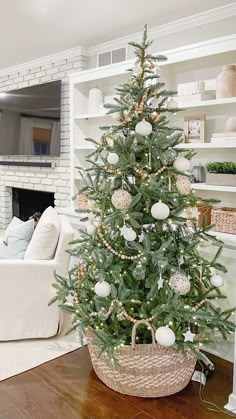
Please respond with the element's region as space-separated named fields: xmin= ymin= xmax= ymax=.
xmin=134 ymin=165 xmax=167 ymax=179
xmin=78 ymin=265 xmax=85 ymax=280
xmin=97 ymin=218 xmax=144 ymax=260
xmin=192 ymin=298 xmax=209 ymax=312
xmin=87 ymin=299 xmax=157 ymax=324
xmin=119 ymin=88 xmax=150 ymax=126
xmin=104 ymin=166 xmax=122 ymax=175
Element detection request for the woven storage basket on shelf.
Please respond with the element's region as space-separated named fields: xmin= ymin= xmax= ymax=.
xmin=86 ymin=320 xmax=196 ymax=398
xmin=212 ymin=207 xmax=236 ymax=234
xmin=78 ymin=194 xmax=91 ymax=210
xmin=197 ymin=204 xmax=212 ymax=227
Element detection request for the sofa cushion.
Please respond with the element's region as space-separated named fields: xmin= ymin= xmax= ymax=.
xmin=24 ymin=206 xmax=60 ymax=260
xmin=0 ymin=217 xmax=34 ymax=259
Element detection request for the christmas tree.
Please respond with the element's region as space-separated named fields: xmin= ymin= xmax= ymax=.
xmin=51 ymin=26 xmax=234 ymax=366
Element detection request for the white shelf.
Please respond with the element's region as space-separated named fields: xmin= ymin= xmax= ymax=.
xmin=74 ymin=145 xmax=96 ymax=150
xmin=75 ymin=111 xmax=109 ymax=120
xmin=176 ymin=142 xmax=236 ymax=149
xmin=177 ymin=96 xmax=236 ymax=108
xmin=192 ymin=183 xmax=236 ymax=192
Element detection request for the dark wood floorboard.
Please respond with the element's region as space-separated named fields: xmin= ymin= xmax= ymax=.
xmin=0 ymin=346 xmax=233 ymax=419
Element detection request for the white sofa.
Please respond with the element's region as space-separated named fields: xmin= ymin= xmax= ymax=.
xmin=0 ymin=215 xmax=74 ymax=341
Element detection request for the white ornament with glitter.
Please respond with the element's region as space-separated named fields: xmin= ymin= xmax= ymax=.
xmin=169 ymin=272 xmax=191 ymax=295
xmin=111 ymin=189 xmax=132 ymax=209
xmin=151 ymin=200 xmax=170 ymax=220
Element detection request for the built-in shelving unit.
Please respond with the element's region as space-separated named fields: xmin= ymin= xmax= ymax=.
xmin=176 ymin=96 xmax=236 ymax=109
xmin=192 ymin=183 xmax=236 ymax=193
xmin=177 ymin=142 xmax=236 ymax=149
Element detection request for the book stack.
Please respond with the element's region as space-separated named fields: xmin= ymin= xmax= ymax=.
xmin=211 ymin=132 xmax=236 ymax=143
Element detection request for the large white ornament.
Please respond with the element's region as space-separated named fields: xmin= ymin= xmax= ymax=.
xmin=169 ymin=272 xmax=191 ymax=295
xmin=151 ymin=200 xmax=170 ymax=220
xmin=135 ymin=120 xmax=153 ymax=136
xmin=111 ymin=189 xmax=132 ymax=209
xmin=86 ymin=224 xmax=97 ymax=236
xmin=111 ymin=112 xmax=121 ymax=121
xmin=210 ymin=274 xmax=224 ymax=288
xmin=173 ymin=157 xmax=190 ymax=172
xmin=107 ymin=152 xmax=119 ymax=165
xmin=123 ymin=227 xmax=137 ymax=242
xmin=176 ymin=175 xmax=192 ymax=195
xmin=155 ymin=326 xmax=176 ymax=347
xmin=95 ymin=281 xmax=111 ymax=297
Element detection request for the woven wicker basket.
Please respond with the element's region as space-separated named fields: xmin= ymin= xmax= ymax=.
xmin=78 ymin=194 xmax=91 ymax=210
xmin=86 ymin=320 xmax=196 ymax=398
xmin=212 ymin=207 xmax=236 ymax=234
xmin=197 ymin=204 xmax=212 ymax=227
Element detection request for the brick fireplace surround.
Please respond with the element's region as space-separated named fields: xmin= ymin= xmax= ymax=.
xmin=0 ymin=48 xmax=87 ymax=229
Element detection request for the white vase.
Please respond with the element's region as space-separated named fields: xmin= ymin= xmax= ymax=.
xmin=226 ymin=117 xmax=236 ymax=132
xmin=88 ymin=88 xmax=103 ymax=114
xmin=216 ymin=65 xmax=236 ymax=99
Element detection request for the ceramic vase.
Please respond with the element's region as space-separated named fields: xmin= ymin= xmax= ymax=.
xmin=226 ymin=117 xmax=236 ymax=132
xmin=88 ymin=88 xmax=103 ymax=114
xmin=216 ymin=65 xmax=236 ymax=99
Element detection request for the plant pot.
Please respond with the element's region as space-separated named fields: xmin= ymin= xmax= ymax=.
xmin=216 ymin=65 xmax=236 ymax=99
xmin=206 ymin=172 xmax=236 ymax=186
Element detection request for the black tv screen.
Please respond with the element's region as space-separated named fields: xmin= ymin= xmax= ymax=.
xmin=0 ymin=80 xmax=61 ymax=156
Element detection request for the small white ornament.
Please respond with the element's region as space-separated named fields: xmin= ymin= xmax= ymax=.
xmin=95 ymin=281 xmax=111 ymax=297
xmin=111 ymin=189 xmax=132 ymax=210
xmin=119 ymin=225 xmax=129 ymax=236
xmin=155 ymin=326 xmax=176 ymax=347
xmin=86 ymin=224 xmax=97 ymax=236
xmin=158 ymin=274 xmax=164 ymax=290
xmin=151 ymin=200 xmax=170 ymax=220
xmin=173 ymin=157 xmax=190 ymax=172
xmin=169 ymin=272 xmax=191 ymax=295
xmin=176 ymin=176 xmax=192 ymax=195
xmin=135 ymin=120 xmax=153 ymax=136
xmin=111 ymin=112 xmax=121 ymax=121
xmin=138 ymin=231 xmax=144 ymax=242
xmin=183 ymin=328 xmax=196 ymax=343
xmin=65 ymin=294 xmax=74 ymax=305
xmin=123 ymin=227 xmax=137 ymax=242
xmin=210 ymin=274 xmax=224 ymax=288
xmin=107 ymin=152 xmax=119 ymax=165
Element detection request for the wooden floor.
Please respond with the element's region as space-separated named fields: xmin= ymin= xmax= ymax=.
xmin=0 ymin=346 xmax=233 ymax=419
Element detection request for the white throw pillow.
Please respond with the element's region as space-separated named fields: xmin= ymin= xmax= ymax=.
xmin=0 ymin=217 xmax=34 ymax=259
xmin=24 ymin=206 xmax=60 ymax=260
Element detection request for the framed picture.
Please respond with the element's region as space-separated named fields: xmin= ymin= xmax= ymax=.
xmin=184 ymin=115 xmax=205 ymax=143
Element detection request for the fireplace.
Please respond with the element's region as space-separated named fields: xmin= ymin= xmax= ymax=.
xmin=12 ymin=188 xmax=54 ymax=221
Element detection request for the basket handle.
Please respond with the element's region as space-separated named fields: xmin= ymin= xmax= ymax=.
xmin=131 ymin=320 xmax=156 ymax=349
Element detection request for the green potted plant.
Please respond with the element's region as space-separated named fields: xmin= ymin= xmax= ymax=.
xmin=206 ymin=162 xmax=236 ymax=186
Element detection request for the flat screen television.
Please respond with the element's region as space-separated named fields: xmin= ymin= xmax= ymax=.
xmin=0 ymin=80 xmax=61 ymax=156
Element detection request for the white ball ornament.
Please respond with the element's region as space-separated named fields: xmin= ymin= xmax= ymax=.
xmin=173 ymin=157 xmax=190 ymax=172
xmin=107 ymin=152 xmax=119 ymax=165
xmin=151 ymin=200 xmax=170 ymax=220
xmin=94 ymin=281 xmax=111 ymax=298
xmin=86 ymin=224 xmax=97 ymax=236
xmin=123 ymin=227 xmax=137 ymax=242
xmin=210 ymin=274 xmax=224 ymax=288
xmin=135 ymin=120 xmax=153 ymax=136
xmin=155 ymin=326 xmax=176 ymax=347
xmin=176 ymin=175 xmax=192 ymax=195
xmin=111 ymin=189 xmax=132 ymax=209
xmin=169 ymin=272 xmax=191 ymax=295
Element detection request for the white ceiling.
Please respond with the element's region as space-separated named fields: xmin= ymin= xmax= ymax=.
xmin=0 ymin=0 xmax=233 ymax=69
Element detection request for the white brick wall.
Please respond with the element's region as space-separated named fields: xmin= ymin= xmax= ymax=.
xmin=0 ymin=52 xmax=87 ymax=229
